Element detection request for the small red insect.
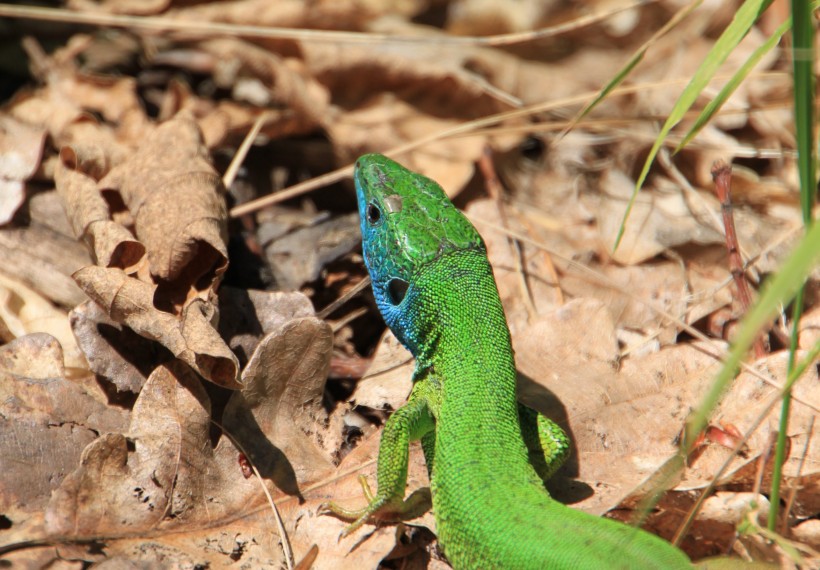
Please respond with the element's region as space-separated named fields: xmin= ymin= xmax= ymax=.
xmin=238 ymin=452 xmax=253 ymax=479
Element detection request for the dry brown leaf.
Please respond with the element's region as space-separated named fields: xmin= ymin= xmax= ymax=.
xmin=514 ymin=299 xmax=713 ymax=512
xmin=350 ymin=329 xmax=414 ymax=411
xmin=224 ymin=316 xmax=337 ymax=491
xmin=8 ymin=63 xmax=144 ymax=144
xmin=69 ymin=287 xmax=317 ymax=394
xmin=55 ymin=146 xmax=145 ymax=271
xmin=596 ymin=169 xmax=723 ymax=265
xmin=0 ymin=333 xmax=128 ymax=516
xmin=512 ymin=296 xmax=819 ymax=557
xmin=40 ymin=314 xmax=340 ymax=564
xmin=798 ymin=303 xmax=820 ymax=350
xmin=0 ymin=115 xmax=46 ymax=225
xmin=303 ymin=26 xmax=511 ymax=118
xmin=99 ymin=112 xmax=228 ymax=309
xmin=265 ymin=212 xmax=361 ymax=290
xmin=70 ymin=300 xmax=170 ymax=393
xmin=0 ymin=272 xmax=87 ymax=369
xmin=217 ymin=286 xmax=317 ymax=367
xmin=45 ymin=361 xmax=226 ymax=536
xmin=44 ymin=362 xmax=229 ymax=538
xmin=330 ymin=95 xmax=486 ymax=194
xmin=7 ymin=89 xmax=83 ymax=142
xmin=73 ymin=265 xmax=240 ymax=389
xmin=56 ymin=73 xmax=143 ymax=126
xmin=200 ymin=38 xmax=331 ymax=130
xmin=557 ymin=261 xmax=729 ymax=349
xmin=0 ymin=222 xmax=90 ymax=308
xmin=48 ymin=111 xmax=236 ymax=391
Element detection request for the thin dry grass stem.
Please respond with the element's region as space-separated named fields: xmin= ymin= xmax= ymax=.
xmin=223 ymin=111 xmax=273 ymax=189
xmin=0 ymin=1 xmax=655 ymax=46
xmin=210 ymin=419 xmax=295 ymax=570
xmin=554 ymin=0 xmax=703 ymax=144
xmin=711 ymin=161 xmax=767 ymax=359
xmin=515 ymin=206 xmax=565 ymax=307
xmin=751 ymin=432 xmax=778 ymax=501
xmin=330 ymin=307 xmax=369 ymax=334
xmin=229 ymin=71 xmax=787 ymax=219
xmin=230 ymin=166 xmax=352 ymax=217
xmin=465 ymin=97 xmax=793 ymax=141
xmin=316 ymin=276 xmax=371 ymax=321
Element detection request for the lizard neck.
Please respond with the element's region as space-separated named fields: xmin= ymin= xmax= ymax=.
xmin=399 ymin=249 xmax=520 ymax=421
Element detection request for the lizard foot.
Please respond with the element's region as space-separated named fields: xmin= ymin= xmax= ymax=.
xmin=319 ymin=475 xmax=431 ymax=537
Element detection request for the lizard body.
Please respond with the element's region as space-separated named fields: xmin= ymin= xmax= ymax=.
xmin=324 ymin=154 xmax=691 ymax=569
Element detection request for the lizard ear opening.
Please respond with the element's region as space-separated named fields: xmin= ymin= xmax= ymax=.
xmin=386 ymin=278 xmax=409 ymax=305
xmin=366 ymin=203 xmax=382 ymax=225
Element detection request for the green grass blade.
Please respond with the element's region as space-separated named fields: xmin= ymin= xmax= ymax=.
xmin=684 ymin=220 xmax=820 ymax=448
xmin=675 ymin=17 xmax=791 ymax=152
xmin=556 ymin=0 xmax=702 ymax=141
xmin=614 ymin=0 xmax=774 ymax=251
xmin=768 ymin=0 xmax=816 ymax=532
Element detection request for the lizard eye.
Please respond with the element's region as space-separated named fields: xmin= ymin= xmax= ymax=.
xmin=386 ymin=278 xmax=409 ymax=305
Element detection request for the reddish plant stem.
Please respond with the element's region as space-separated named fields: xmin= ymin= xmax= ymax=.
xmin=711 ymin=161 xmax=766 ymax=358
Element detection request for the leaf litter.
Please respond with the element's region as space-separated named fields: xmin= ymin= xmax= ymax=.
xmin=0 ymin=1 xmax=817 ymax=568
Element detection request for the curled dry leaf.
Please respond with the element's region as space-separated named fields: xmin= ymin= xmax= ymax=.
xmin=69 ymin=287 xmax=316 ymax=394
xmin=99 ymin=112 xmax=228 ymax=310
xmin=0 ymin=115 xmax=46 ymax=225
xmin=51 ymin=111 xmax=236 ymax=389
xmin=55 ymin=145 xmax=145 ymax=271
xmin=73 ymin=265 xmax=240 ymax=389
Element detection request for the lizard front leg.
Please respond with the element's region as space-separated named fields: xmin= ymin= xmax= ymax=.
xmin=321 ymin=381 xmax=436 ymax=535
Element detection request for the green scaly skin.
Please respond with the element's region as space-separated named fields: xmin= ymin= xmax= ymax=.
xmin=323 ymin=154 xmax=691 ymax=569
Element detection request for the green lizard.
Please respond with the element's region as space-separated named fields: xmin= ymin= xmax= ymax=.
xmin=323 ymin=153 xmax=692 ymax=569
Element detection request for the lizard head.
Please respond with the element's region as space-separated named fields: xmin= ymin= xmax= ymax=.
xmin=354 ymin=153 xmax=484 ymax=334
